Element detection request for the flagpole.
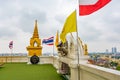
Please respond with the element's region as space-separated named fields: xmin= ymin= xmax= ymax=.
xmin=75 ymin=9 xmax=80 ymax=80
xmin=11 ymin=48 xmax=13 ymax=63
xmin=53 ymin=44 xmax=54 ymax=56
xmin=9 ymin=41 xmax=13 ymax=63
xmin=52 ymin=38 xmax=55 ymax=65
xmin=53 ymin=36 xmax=55 ymax=56
xmin=75 ymin=9 xmax=79 ymax=64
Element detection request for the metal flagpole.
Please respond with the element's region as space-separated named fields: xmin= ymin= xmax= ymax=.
xmin=11 ymin=48 xmax=13 ymax=63
xmin=53 ymin=38 xmax=54 ymax=56
xmin=75 ymin=9 xmax=80 ymax=80
xmin=76 ymin=0 xmax=82 ymax=79
xmin=52 ymin=38 xmax=54 ymax=65
xmin=75 ymin=9 xmax=79 ymax=65
xmin=9 ymin=41 xmax=13 ymax=63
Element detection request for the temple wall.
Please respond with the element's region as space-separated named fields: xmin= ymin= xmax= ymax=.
xmin=1 ymin=56 xmax=120 ymax=80
xmin=79 ymin=61 xmax=120 ymax=80
xmin=55 ymin=56 xmax=120 ymax=80
xmin=0 ymin=56 xmax=28 ymax=63
xmin=0 ymin=56 xmax=54 ymax=64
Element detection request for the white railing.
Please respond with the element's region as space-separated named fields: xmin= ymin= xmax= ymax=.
xmin=79 ymin=61 xmax=120 ymax=80
xmin=1 ymin=56 xmax=119 ymax=80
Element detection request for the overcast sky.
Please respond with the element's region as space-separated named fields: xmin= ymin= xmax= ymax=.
xmin=0 ymin=0 xmax=120 ymax=53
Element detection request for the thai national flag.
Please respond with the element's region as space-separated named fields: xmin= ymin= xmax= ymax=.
xmin=9 ymin=41 xmax=13 ymax=49
xmin=42 ymin=36 xmax=54 ymax=46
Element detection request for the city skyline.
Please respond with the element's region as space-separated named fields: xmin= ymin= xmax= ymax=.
xmin=0 ymin=0 xmax=120 ymax=53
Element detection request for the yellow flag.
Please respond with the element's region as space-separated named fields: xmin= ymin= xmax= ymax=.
xmin=55 ymin=30 xmax=59 ymax=48
xmin=60 ymin=10 xmax=77 ymax=43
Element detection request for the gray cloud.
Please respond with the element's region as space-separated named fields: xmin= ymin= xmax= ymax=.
xmin=0 ymin=27 xmax=17 ymax=38
xmin=0 ymin=0 xmax=47 ymax=33
xmin=18 ymin=11 xmax=47 ymax=32
xmin=0 ymin=0 xmax=120 ymax=53
xmin=55 ymin=15 xmax=65 ymax=24
xmin=78 ymin=21 xmax=102 ymax=42
xmin=77 ymin=0 xmax=120 ymax=45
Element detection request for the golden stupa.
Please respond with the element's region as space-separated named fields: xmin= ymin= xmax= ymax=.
xmin=26 ymin=20 xmax=42 ymax=56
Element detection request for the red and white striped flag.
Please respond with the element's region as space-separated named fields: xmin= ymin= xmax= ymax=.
xmin=9 ymin=41 xmax=13 ymax=49
xmin=42 ymin=36 xmax=54 ymax=46
xmin=79 ymin=0 xmax=111 ymax=16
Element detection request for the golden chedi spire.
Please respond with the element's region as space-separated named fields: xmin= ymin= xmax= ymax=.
xmin=33 ymin=20 xmax=39 ymax=38
xmin=26 ymin=20 xmax=42 ymax=57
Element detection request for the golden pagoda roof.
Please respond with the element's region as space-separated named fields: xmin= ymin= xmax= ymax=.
xmin=33 ymin=20 xmax=39 ymax=38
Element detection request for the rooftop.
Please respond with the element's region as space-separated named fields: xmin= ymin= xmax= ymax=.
xmin=0 ymin=63 xmax=65 ymax=80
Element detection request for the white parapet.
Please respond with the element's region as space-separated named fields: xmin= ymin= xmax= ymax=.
xmin=79 ymin=61 xmax=120 ymax=80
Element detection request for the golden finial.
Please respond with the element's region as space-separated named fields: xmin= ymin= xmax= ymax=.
xmin=33 ymin=20 xmax=39 ymax=38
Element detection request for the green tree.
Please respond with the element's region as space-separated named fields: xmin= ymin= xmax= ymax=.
xmin=116 ymin=66 xmax=120 ymax=71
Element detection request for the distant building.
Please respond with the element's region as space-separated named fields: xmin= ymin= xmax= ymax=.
xmin=112 ymin=47 xmax=117 ymax=54
xmin=105 ymin=49 xmax=109 ymax=54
